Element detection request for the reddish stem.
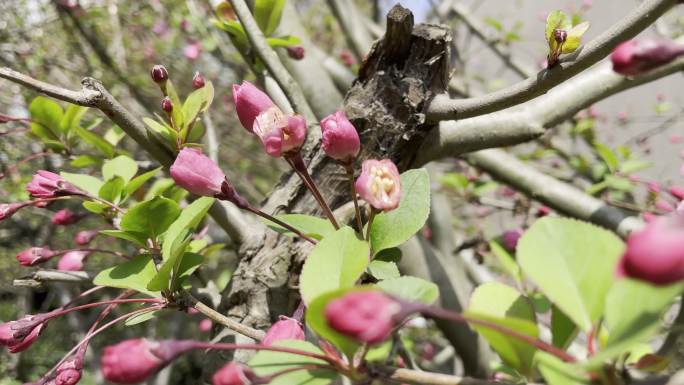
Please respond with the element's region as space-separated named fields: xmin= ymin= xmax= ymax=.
xmin=0 ymin=151 xmax=51 ymax=179
xmin=189 ymin=341 xmax=335 ymax=364
xmin=286 ymin=154 xmax=340 ymax=229
xmin=45 ymin=298 xmax=163 ymax=320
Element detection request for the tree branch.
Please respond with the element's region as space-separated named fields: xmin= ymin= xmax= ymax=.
xmin=0 ymin=67 xmax=254 ymax=244
xmin=467 ymin=149 xmax=642 ymax=237
xmin=370 ymin=364 xmax=501 ymax=385
xmin=228 ymin=0 xmax=317 ymax=122
xmin=327 ymin=0 xmax=374 ymax=60
xmin=13 ymin=269 xmax=92 ymax=287
xmin=416 ymin=55 xmax=684 ymax=164
xmin=425 ymin=0 xmax=679 ymax=121
xmin=450 ymin=2 xmax=532 ymax=79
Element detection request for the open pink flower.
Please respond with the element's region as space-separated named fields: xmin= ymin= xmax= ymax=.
xmin=212 ymin=363 xmax=258 ymax=385
xmin=325 ymin=291 xmax=401 ymax=344
xmin=354 ymin=159 xmax=402 ymax=212
xmin=57 ymin=251 xmax=90 ymax=272
xmin=16 ymin=247 xmax=55 ymax=266
xmin=27 ymin=171 xmax=82 ymax=198
xmin=232 ymin=81 xmax=276 ymax=133
xmin=171 ymin=148 xmax=226 ymax=197
xmin=320 ymin=110 xmax=360 ymax=162
xmin=252 ymin=107 xmax=307 ymax=157
xmin=616 ymin=215 xmax=684 ymax=285
xmin=612 ymin=39 xmax=684 ymax=76
xmin=261 ymin=316 xmax=305 ymax=346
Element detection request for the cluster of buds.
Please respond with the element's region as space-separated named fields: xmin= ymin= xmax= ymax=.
xmin=617 ymin=214 xmax=684 ymax=285
xmin=611 ymin=39 xmax=684 ymax=76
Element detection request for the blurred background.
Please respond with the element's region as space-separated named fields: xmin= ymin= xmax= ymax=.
xmin=1 ymin=0 xmax=682 ymax=383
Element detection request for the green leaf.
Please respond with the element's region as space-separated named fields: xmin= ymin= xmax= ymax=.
xmin=578 ymin=280 xmax=684 ymax=369
xmin=60 ymin=105 xmax=88 ymax=134
xmin=618 ymin=160 xmax=652 ymax=174
xmin=123 ymin=167 xmax=162 ymax=200
xmin=120 ymin=197 xmax=181 ymax=241
xmin=125 ymin=310 xmax=159 ymax=326
xmin=99 ymin=229 xmax=147 ymax=247
xmin=147 ymin=252 xmax=204 ymax=292
xmin=266 ymin=35 xmax=301 ymax=48
xmin=536 ymin=351 xmax=591 ymax=385
xmin=375 ymin=276 xmax=439 ymax=304
xmin=99 ymin=176 xmax=125 ymax=203
xmin=254 ymin=0 xmax=286 ymax=36
xmin=29 ymin=96 xmax=63 ymax=140
xmin=367 ymin=260 xmax=400 ymax=280
xmin=517 ymin=217 xmax=625 ymax=331
xmin=248 ymin=340 xmax=337 ymax=385
xmin=468 ymin=282 xmax=538 ymax=376
xmin=551 ymin=305 xmax=578 ymax=350
xmin=102 ymin=155 xmax=138 ymax=184
xmin=307 ymin=288 xmax=367 ymax=357
xmin=82 ymin=201 xmax=108 ymax=214
xmin=72 ymin=125 xmax=116 ymax=158
xmin=165 ymin=80 xmax=185 ymax=129
xmin=489 ymin=241 xmax=522 ymax=284
xmin=562 ymin=22 xmax=590 ymax=53
xmin=545 ymin=10 xmax=571 ymax=50
xmin=93 ymin=255 xmax=161 ymax=296
xmin=149 ymin=197 xmax=215 ymax=291
xmin=263 ymin=214 xmax=336 ymax=240
xmin=370 ymin=169 xmax=430 ymax=254
xmin=594 ymin=142 xmax=618 ymax=173
xmin=300 ymin=226 xmax=370 ymax=304
xmin=181 ymin=81 xmax=214 ymax=136
xmin=60 ymin=172 xmax=103 ymax=196
xmin=70 ymin=155 xmax=101 ymax=168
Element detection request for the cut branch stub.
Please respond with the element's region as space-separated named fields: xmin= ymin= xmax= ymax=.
xmin=350 ymin=3 xmax=451 ymax=169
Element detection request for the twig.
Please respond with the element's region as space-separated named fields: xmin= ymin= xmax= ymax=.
xmin=466 ymin=149 xmax=643 ymax=237
xmin=426 ymin=0 xmax=679 ymax=121
xmin=13 ymin=269 xmax=92 ymax=287
xmin=228 ymin=0 xmax=316 ymax=122
xmin=327 ymin=0 xmax=373 ymax=60
xmin=185 ymin=293 xmax=266 ymax=341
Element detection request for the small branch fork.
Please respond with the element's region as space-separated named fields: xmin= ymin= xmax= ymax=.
xmin=425 ymin=0 xmax=680 ymax=122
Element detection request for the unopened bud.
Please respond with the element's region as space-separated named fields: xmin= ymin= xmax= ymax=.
xmin=553 ymin=29 xmax=567 ymax=44
xmin=161 ymin=97 xmax=173 ymax=112
xmin=192 ymin=72 xmax=206 ymax=89
xmin=150 ymin=65 xmax=169 ymax=83
xmin=325 ymin=291 xmax=402 ymax=344
xmin=286 ymin=46 xmax=305 ymax=60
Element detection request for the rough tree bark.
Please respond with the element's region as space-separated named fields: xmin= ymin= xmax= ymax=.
xmin=215 ymin=0 xmax=451 ymax=361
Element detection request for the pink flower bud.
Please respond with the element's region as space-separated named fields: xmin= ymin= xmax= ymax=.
xmin=339 ymin=50 xmax=355 ymax=67
xmin=611 ymin=39 xmax=684 ymax=76
xmin=617 ymin=215 xmax=684 ymax=285
xmin=354 ymin=159 xmax=402 ymax=212
xmin=170 ymin=148 xmax=226 ymax=197
xmin=670 ymin=187 xmax=684 ymax=201
xmin=286 ymin=46 xmax=305 ymax=60
xmin=161 ymin=97 xmax=173 ymax=112
xmin=536 ymin=206 xmax=551 ymax=217
xmin=324 ymin=291 xmax=402 ymax=344
xmin=27 ymin=171 xmax=82 ymax=198
xmin=212 ymin=363 xmax=259 ymax=385
xmin=184 ymin=42 xmax=202 ymax=61
xmin=655 ymin=199 xmax=674 ymax=213
xmin=51 ymin=209 xmax=83 ymax=226
xmin=320 ymin=110 xmax=360 ymax=162
xmin=198 ymin=319 xmax=212 ymax=333
xmin=253 ymin=107 xmax=307 ymax=157
xmin=232 ymin=81 xmax=275 ymax=133
xmin=16 ymin=247 xmax=55 ymax=266
xmin=670 ymin=134 xmax=683 ymax=144
xmin=74 ymin=230 xmax=98 ymax=245
xmin=101 ymin=339 xmax=194 ymax=384
xmin=261 ymin=316 xmax=305 ymax=346
xmin=150 ymin=65 xmax=169 ymax=83
xmin=647 ymin=181 xmax=661 ymax=194
xmin=192 ymin=72 xmax=206 ymax=89
xmin=57 ymin=251 xmax=90 ymax=272
xmin=501 ymin=229 xmax=523 ymax=251
xmin=0 ymin=202 xmax=25 ymax=221
xmin=55 ymin=356 xmax=83 ymax=385
xmin=1 ymin=316 xmax=46 ymax=353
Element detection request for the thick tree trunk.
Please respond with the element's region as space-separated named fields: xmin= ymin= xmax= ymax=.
xmin=212 ymin=3 xmax=451 ymax=367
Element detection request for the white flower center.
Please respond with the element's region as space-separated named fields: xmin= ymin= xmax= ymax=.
xmin=369 ymin=166 xmax=396 ymax=203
